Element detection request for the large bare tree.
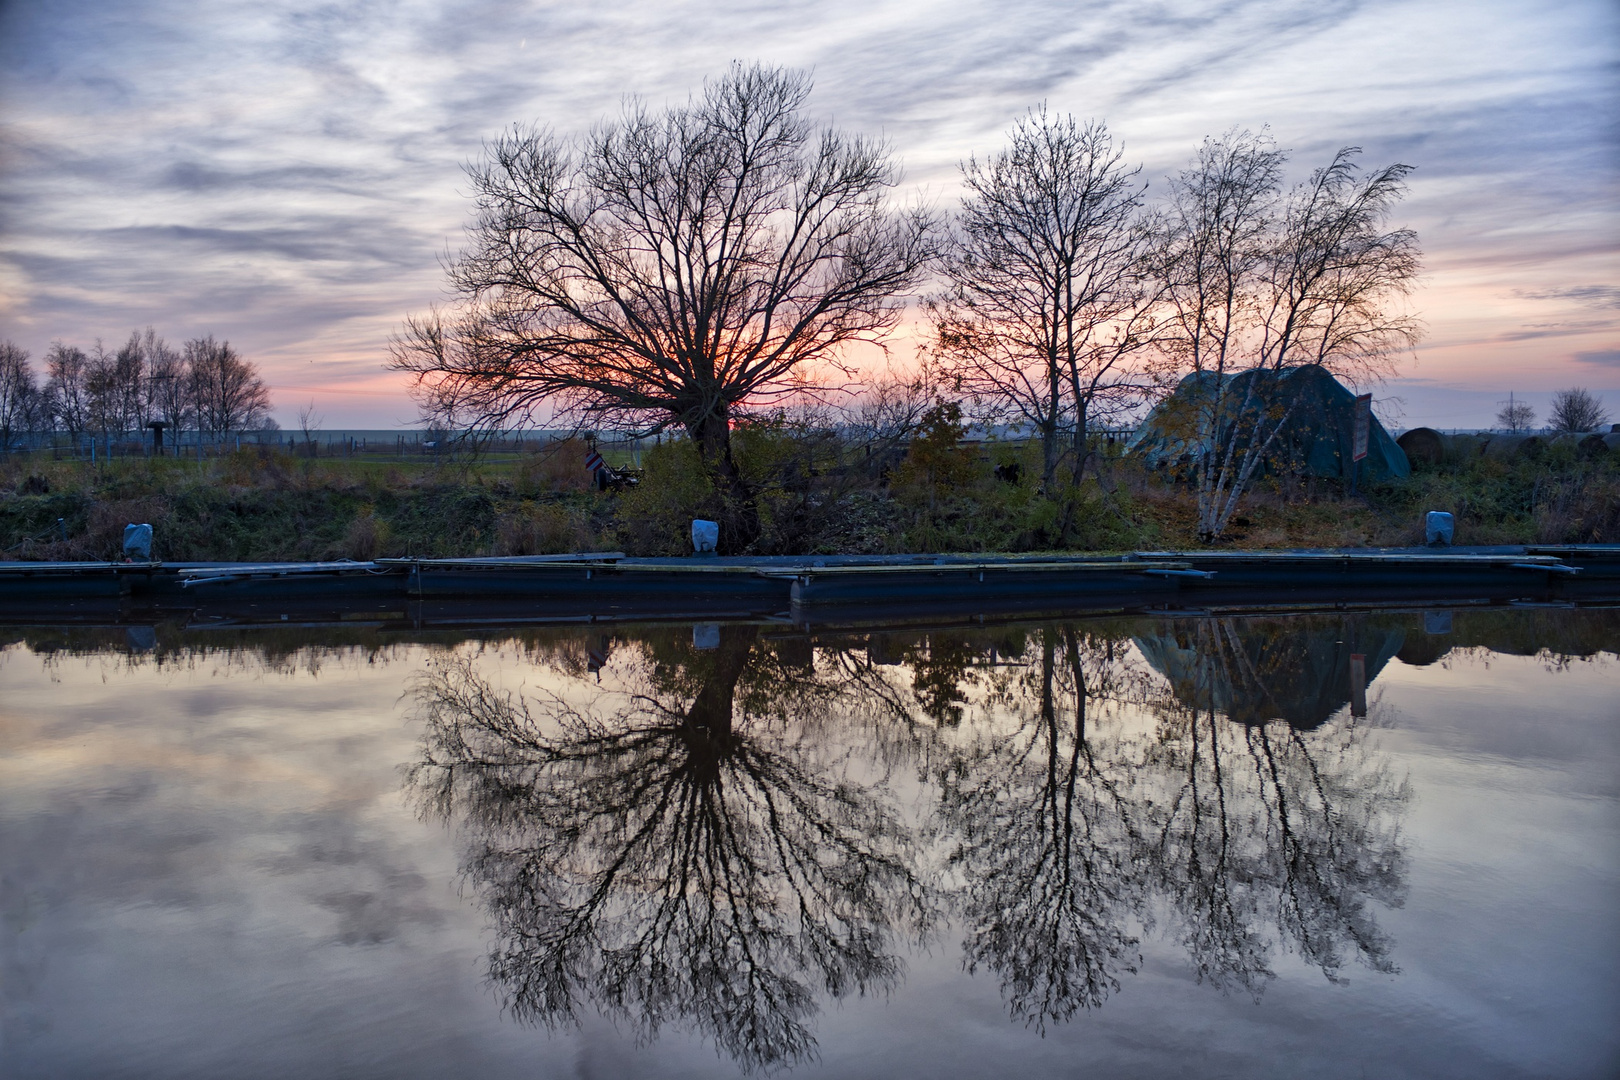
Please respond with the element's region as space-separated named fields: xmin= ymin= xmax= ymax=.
xmin=185 ymin=335 xmax=271 ymax=441
xmin=1153 ymin=131 xmax=1421 ymax=539
xmin=930 ymin=111 xmax=1153 ymax=495
xmin=391 ymin=64 xmax=933 ymax=551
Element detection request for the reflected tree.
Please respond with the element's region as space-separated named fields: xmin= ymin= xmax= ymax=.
xmin=1134 ymin=618 xmax=1410 ymax=995
xmin=406 ymin=614 xmax=1411 ymax=1060
xmin=405 ymin=625 xmax=931 ymax=1071
xmin=939 ymin=615 xmax=1409 ymax=1022
xmin=938 ymin=625 xmax=1146 ymax=1028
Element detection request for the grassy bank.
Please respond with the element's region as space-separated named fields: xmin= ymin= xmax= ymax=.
xmin=2 ymin=432 xmax=1616 ymax=562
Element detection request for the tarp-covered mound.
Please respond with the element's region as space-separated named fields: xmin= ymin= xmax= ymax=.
xmin=1126 ymin=364 xmax=1409 ymax=482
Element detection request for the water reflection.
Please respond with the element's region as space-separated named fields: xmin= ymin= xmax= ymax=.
xmin=405 ymin=625 xmax=929 ymax=1071
xmin=937 ymin=627 xmax=1146 ymax=1028
xmin=398 ymin=612 xmax=1436 ymax=1067
xmin=1135 ymin=676 xmax=1408 ymax=995
xmin=938 ymin=619 xmax=1408 ymax=1031
xmin=1133 ymin=616 xmax=1406 ymax=728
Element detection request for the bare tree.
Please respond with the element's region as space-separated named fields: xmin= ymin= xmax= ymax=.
xmin=390 ymin=64 xmax=934 ymax=552
xmin=44 ymin=342 xmax=92 ymax=447
xmin=144 ymin=329 xmax=189 ymax=434
xmin=186 ymin=335 xmax=271 ymax=442
xmin=82 ymin=340 xmax=124 ymax=444
xmin=1495 ymin=394 xmax=1536 ymax=434
xmin=296 ymin=400 xmax=322 ymax=457
xmin=111 ymin=331 xmax=153 ymax=434
xmin=1153 ymin=132 xmax=1422 ymax=540
xmin=0 ymin=341 xmax=39 ymax=453
xmin=1548 ymin=387 xmax=1609 ymax=433
xmin=930 ymin=111 xmax=1154 ymax=494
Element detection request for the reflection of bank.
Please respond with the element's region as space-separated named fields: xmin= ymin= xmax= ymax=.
xmin=1132 ymin=615 xmax=1406 ymax=728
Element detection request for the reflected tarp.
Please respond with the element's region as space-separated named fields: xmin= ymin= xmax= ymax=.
xmin=1133 ymin=615 xmax=1406 ymax=728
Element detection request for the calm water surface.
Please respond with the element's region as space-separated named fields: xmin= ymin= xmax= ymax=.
xmin=2 ymin=611 xmax=1617 ymax=1079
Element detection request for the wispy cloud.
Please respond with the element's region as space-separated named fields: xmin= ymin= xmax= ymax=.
xmin=0 ymin=0 xmax=1615 ymax=425
xmin=1516 ymin=285 xmax=1620 ymax=309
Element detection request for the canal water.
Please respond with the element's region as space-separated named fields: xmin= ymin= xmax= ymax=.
xmin=2 ymin=610 xmax=1617 ymax=1079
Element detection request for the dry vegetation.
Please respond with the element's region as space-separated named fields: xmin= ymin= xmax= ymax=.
xmin=1 ymin=428 xmax=1616 ymax=562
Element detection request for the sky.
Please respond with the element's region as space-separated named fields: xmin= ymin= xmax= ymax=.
xmin=0 ymin=0 xmax=1616 ymax=430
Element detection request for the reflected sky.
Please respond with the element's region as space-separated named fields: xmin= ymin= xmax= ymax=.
xmin=1 ymin=612 xmax=1616 ymax=1078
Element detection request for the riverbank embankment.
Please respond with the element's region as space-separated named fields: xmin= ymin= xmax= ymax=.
xmin=4 ymin=547 xmax=1616 ymax=630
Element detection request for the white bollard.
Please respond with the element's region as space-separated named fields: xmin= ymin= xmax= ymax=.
xmin=1425 ymin=511 xmax=1455 ymax=547
xmin=691 ymin=519 xmax=719 ymax=555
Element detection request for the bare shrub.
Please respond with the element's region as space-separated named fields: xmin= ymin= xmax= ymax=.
xmin=1548 ymin=387 xmax=1609 ymax=433
xmin=343 ymin=508 xmax=390 ymax=560
xmin=495 ymin=502 xmax=594 ymax=555
xmin=514 ymin=439 xmax=594 ymax=497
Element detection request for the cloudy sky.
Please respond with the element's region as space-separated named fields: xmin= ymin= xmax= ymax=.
xmin=1 ymin=0 xmax=1615 ymax=428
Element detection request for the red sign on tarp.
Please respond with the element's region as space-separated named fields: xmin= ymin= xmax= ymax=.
xmin=1352 ymin=394 xmax=1372 ymax=463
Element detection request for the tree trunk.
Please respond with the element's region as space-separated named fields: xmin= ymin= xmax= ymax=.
xmin=1042 ymin=355 xmax=1062 ymax=495
xmin=1070 ymin=396 xmax=1089 ymax=488
xmin=681 ymin=625 xmax=756 ymax=784
xmin=688 ymin=407 xmax=761 ymax=554
xmin=1040 ymin=418 xmax=1060 ymax=495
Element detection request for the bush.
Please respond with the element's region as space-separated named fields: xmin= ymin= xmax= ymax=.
xmin=343 ymin=507 xmax=390 ymax=560
xmin=513 ymin=439 xmax=595 ymax=497
xmin=495 ymin=502 xmax=596 ymax=555
xmin=610 ymin=440 xmax=721 ymax=555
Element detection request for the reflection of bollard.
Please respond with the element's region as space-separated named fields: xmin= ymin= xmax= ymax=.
xmin=691 ymin=519 xmax=719 ymax=556
xmin=122 ymin=523 xmax=153 ymax=561
xmin=1424 ymin=511 xmax=1454 ymax=547
xmin=692 ymin=623 xmax=720 ymax=650
xmin=1349 ymin=653 xmax=1367 ymax=717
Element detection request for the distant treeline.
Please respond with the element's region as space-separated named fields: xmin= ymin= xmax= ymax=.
xmin=0 ymin=329 xmax=272 ymax=453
